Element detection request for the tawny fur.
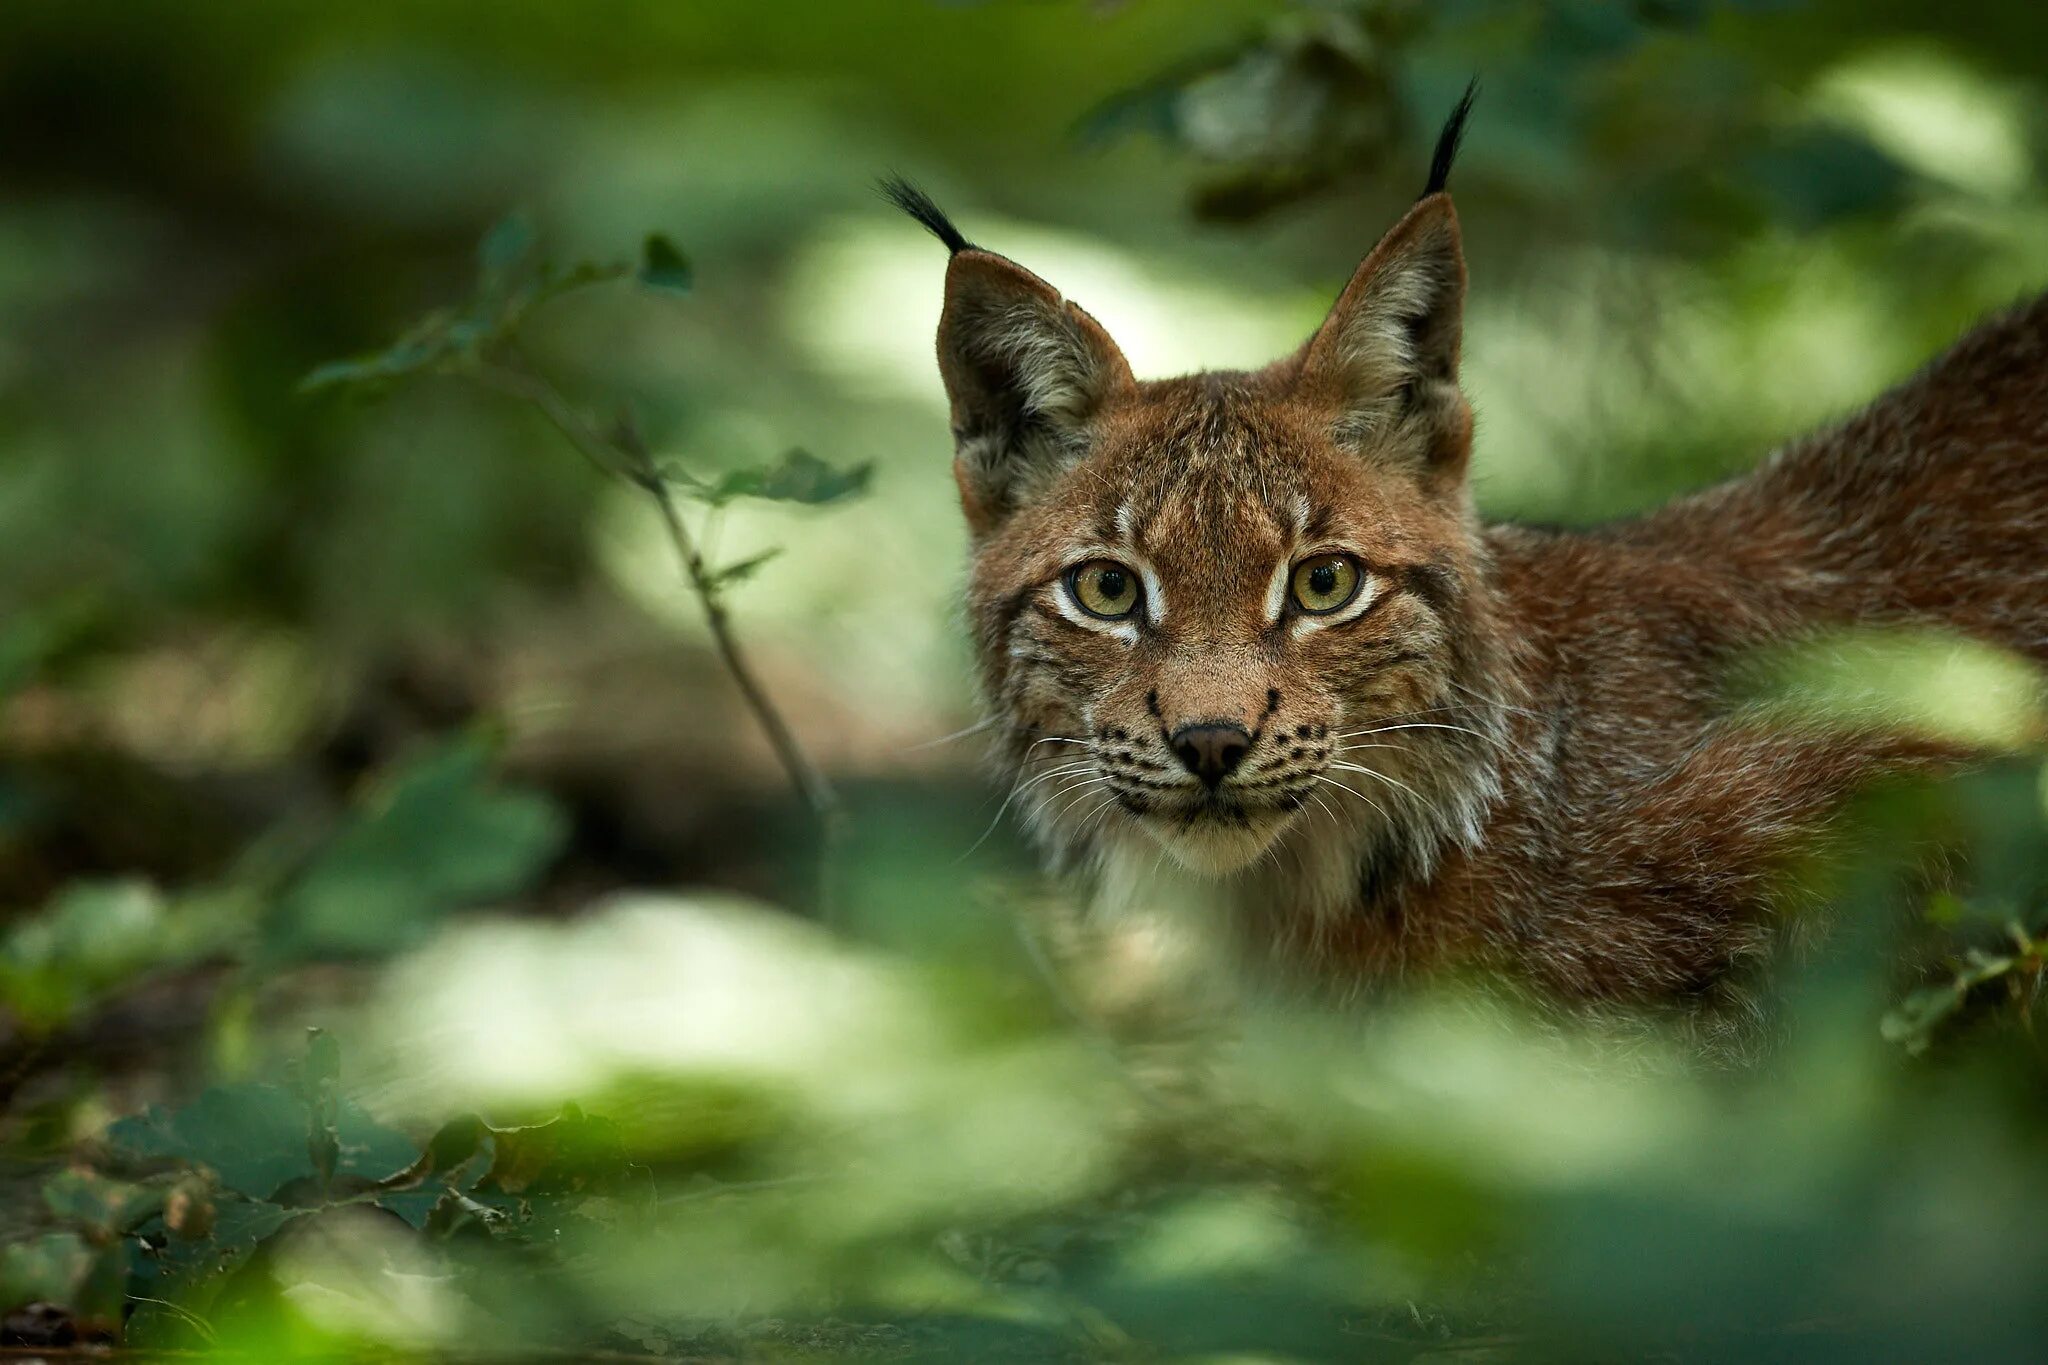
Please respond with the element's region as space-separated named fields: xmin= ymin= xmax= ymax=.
xmin=894 ymin=170 xmax=2048 ymax=1015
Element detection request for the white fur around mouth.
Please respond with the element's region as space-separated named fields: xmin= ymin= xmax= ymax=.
xmin=1134 ymin=802 xmax=1294 ymax=876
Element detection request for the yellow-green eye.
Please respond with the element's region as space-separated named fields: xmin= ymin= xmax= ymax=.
xmin=1066 ymin=560 xmax=1141 ymax=620
xmin=1290 ymin=554 xmax=1363 ymax=614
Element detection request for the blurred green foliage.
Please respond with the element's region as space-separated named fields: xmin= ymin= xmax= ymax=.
xmin=267 ymin=737 xmax=567 ymax=961
xmin=3 ymin=0 xmax=2048 ymax=1359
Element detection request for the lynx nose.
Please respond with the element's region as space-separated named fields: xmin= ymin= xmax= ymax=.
xmin=1170 ymin=722 xmax=1251 ymax=788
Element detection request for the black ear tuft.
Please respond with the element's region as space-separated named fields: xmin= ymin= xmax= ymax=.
xmin=1421 ymin=80 xmax=1479 ymax=199
xmin=879 ymin=175 xmax=973 ymax=254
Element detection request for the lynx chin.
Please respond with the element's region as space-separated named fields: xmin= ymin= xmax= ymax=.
xmin=885 ymin=91 xmax=2048 ymax=1011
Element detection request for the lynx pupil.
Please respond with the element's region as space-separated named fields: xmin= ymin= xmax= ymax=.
xmin=1308 ymin=564 xmax=1336 ymax=595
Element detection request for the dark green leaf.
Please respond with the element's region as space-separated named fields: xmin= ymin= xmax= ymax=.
xmin=124 ymin=1199 xmax=303 ymax=1347
xmin=638 ymin=233 xmax=693 ymax=294
xmin=268 ymin=1172 xmax=385 ymax=1208
xmin=681 ymin=448 xmax=872 ymax=508
xmin=705 ymin=547 xmax=783 ymax=591
xmin=297 ymin=312 xmax=471 ymax=394
xmin=107 ymin=1084 xmax=415 ymax=1202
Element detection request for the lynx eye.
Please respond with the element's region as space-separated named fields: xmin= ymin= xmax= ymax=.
xmin=1290 ymin=553 xmax=1363 ymax=615
xmin=1065 ymin=560 xmax=1141 ymax=620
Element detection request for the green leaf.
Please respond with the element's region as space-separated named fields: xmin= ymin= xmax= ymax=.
xmin=637 ymin=232 xmax=693 ymax=294
xmin=297 ymin=311 xmax=472 ymax=395
xmin=704 ymin=547 xmax=783 ymax=591
xmin=304 ymin=226 xmax=681 ymax=398
xmin=125 ymin=1198 xmax=303 ymax=1347
xmin=680 ymin=448 xmax=872 ymax=508
xmin=107 ymin=1084 xmax=416 ymax=1203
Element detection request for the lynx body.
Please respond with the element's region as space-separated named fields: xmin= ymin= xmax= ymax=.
xmin=888 ymin=109 xmax=2048 ymax=1010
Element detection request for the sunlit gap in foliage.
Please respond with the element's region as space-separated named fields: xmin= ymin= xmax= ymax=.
xmin=1812 ymin=46 xmax=2031 ymax=199
xmin=782 ymin=213 xmax=1322 ymax=406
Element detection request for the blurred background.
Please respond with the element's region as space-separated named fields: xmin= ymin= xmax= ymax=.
xmin=3 ymin=1 xmax=2048 ymax=1360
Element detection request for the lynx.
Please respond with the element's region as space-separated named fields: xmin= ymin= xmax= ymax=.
xmin=886 ymin=95 xmax=2048 ymax=1011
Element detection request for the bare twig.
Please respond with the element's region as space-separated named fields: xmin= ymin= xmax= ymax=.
xmin=474 ymin=359 xmax=845 ymax=916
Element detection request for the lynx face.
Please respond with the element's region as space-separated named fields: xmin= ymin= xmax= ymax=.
xmin=967 ymin=375 xmax=1489 ymax=878
xmin=894 ymin=164 xmax=1503 ymax=888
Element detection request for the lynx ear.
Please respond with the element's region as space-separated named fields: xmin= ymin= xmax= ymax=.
xmin=935 ymin=250 xmax=1134 ymax=535
xmin=883 ymin=178 xmax=1135 ymax=533
xmin=1292 ymin=192 xmax=1471 ymax=476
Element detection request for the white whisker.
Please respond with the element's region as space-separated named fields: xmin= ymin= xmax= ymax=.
xmin=1444 ymin=680 xmax=1543 ymax=719
xmin=1038 ymin=779 xmax=1110 ymax=823
xmin=904 ymin=717 xmax=998 ymax=752
xmin=1023 ymin=761 xmax=1097 ymax=783
xmin=1077 ymin=792 xmax=1124 ymax=838
xmin=1331 ymin=760 xmax=1427 ymax=805
xmin=959 ymin=759 xmax=1096 ymax=862
xmin=1334 ymin=721 xmax=1491 ymax=742
xmin=1314 ymin=772 xmax=1390 ymax=823
xmin=1040 ymin=773 xmax=1112 ymax=807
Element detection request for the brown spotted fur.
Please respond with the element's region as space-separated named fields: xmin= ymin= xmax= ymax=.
xmin=893 ymin=174 xmax=2048 ymax=1014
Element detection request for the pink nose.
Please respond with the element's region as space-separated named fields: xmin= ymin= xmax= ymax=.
xmin=1170 ymin=722 xmax=1251 ymax=787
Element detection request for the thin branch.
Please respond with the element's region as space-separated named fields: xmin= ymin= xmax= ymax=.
xmin=641 ymin=446 xmax=845 ymax=828
xmin=474 ymin=359 xmax=845 ymax=914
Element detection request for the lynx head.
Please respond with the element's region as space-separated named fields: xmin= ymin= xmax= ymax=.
xmin=893 ymin=91 xmax=1503 ymax=898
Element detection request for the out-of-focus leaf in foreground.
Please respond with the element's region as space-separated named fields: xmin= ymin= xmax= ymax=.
xmin=268 ymin=735 xmax=567 ymax=959
xmin=1730 ymin=626 xmax=2046 ymax=748
xmin=0 ymin=879 xmax=239 ymax=1034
